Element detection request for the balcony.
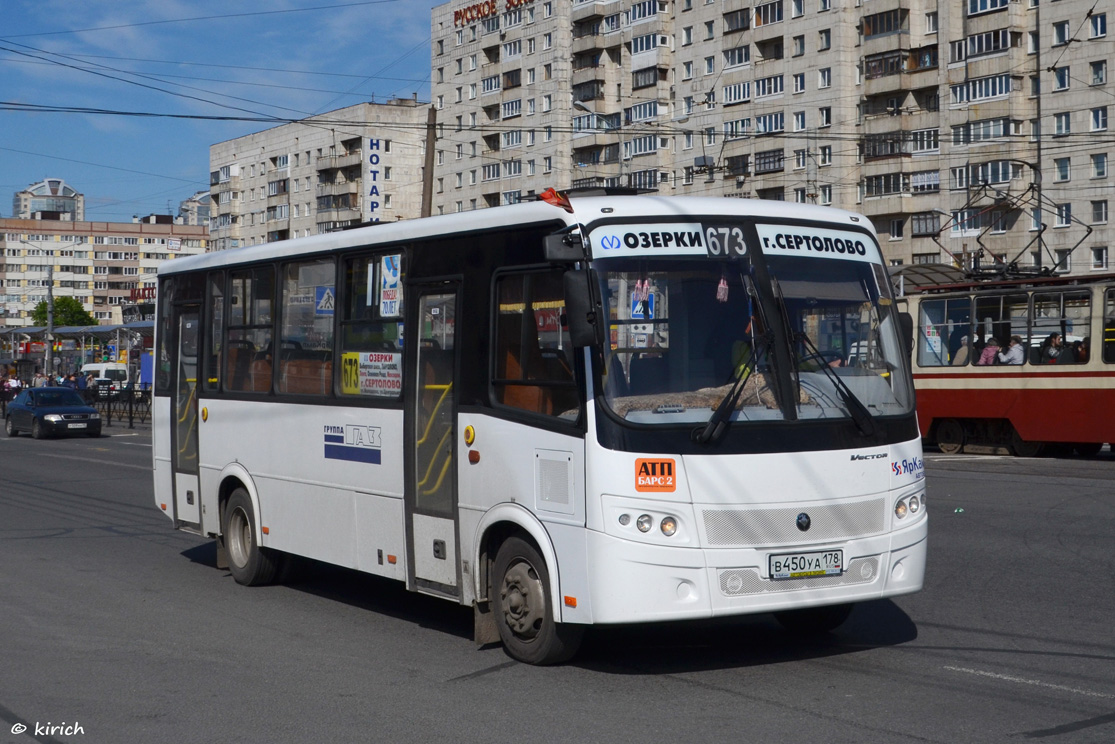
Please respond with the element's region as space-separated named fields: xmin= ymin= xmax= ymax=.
xmin=571 ymin=0 xmax=612 ymax=23
xmin=316 ymin=207 xmax=360 ymax=222
xmin=316 ymin=151 xmax=362 ymax=171
xmin=316 ymin=181 xmax=360 ymax=197
xmin=572 ymin=32 xmax=603 ymax=55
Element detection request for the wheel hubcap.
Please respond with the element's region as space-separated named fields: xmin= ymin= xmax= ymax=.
xmin=228 ymin=507 xmax=251 ymax=567
xmin=500 ymin=559 xmax=544 ymax=640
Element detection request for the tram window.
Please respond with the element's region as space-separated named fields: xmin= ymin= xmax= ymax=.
xmin=278 ymin=258 xmax=335 ymax=395
xmin=204 ymin=272 xmax=224 ymax=391
xmin=338 ymin=253 xmax=404 ymax=399
xmin=917 ymin=297 xmax=971 ymax=366
xmin=225 ymin=267 xmax=275 ymax=393
xmin=492 ymin=270 xmax=579 ymax=419
xmin=1032 ymin=291 xmax=1090 ymax=364
xmin=1105 ymin=289 xmax=1115 ymax=363
xmin=973 ymin=293 xmax=1028 ymax=365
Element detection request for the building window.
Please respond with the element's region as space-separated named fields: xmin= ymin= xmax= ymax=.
xmin=1092 ymin=153 xmax=1108 ymax=178
xmin=819 ymin=185 xmax=832 ymax=204
xmin=794 ymin=149 xmax=807 ymax=168
xmin=818 ymin=29 xmax=831 ymax=51
xmin=1054 ymin=157 xmax=1071 ymax=182
xmin=705 ymin=56 xmax=715 ymax=74
xmin=1055 ymin=203 xmax=1072 ymax=228
xmin=793 ymin=73 xmax=805 ymax=93
xmin=1092 ymin=247 xmax=1108 ymax=270
xmin=793 ymin=111 xmax=806 ymax=131
xmin=890 ymin=219 xmax=904 ymax=240
xmin=819 ymin=107 xmax=832 ymax=127
xmin=819 ymin=145 xmax=832 ymax=165
xmin=1093 ymin=61 xmax=1108 ymax=85
xmin=818 ymin=68 xmax=831 ymax=88
xmin=1055 ymin=112 xmax=1071 ymax=136
xmin=1053 ymin=21 xmax=1070 ymax=46
xmin=1093 ymin=200 xmax=1109 ymax=224
xmin=926 ymin=12 xmax=938 ymax=33
xmin=1090 ymin=13 xmax=1107 ymax=39
xmin=1054 ymin=67 xmax=1070 ymax=91
xmin=1093 ymin=107 xmax=1109 ymax=131
xmin=792 ymin=35 xmax=805 ymax=56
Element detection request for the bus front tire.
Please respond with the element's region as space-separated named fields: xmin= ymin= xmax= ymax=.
xmin=775 ymin=603 xmax=854 ymax=635
xmin=223 ymin=488 xmax=280 ymax=586
xmin=492 ymin=536 xmax=583 ymax=665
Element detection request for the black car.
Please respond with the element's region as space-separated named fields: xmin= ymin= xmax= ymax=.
xmin=4 ymin=387 xmax=102 ymax=439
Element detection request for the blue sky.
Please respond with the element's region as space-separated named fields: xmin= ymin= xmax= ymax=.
xmin=0 ymin=0 xmax=438 ymax=221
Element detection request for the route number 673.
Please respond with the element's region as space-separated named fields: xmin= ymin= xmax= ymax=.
xmin=705 ymin=225 xmax=747 ymax=257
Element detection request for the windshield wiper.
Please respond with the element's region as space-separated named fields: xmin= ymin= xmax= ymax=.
xmin=692 ymin=334 xmax=768 ymax=445
xmin=794 ymin=331 xmax=877 ymax=437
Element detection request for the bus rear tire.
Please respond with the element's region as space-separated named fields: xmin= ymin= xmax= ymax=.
xmin=492 ymin=536 xmax=583 ymax=665
xmin=935 ymin=419 xmax=964 ymax=455
xmin=775 ymin=603 xmax=854 ymax=635
xmin=224 ymin=488 xmax=280 ymax=586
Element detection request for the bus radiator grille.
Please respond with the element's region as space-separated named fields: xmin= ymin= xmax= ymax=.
xmin=718 ymin=557 xmax=880 ymax=596
xmin=702 ymin=499 xmax=886 ymax=547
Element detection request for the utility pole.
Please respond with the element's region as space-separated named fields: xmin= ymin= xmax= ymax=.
xmin=45 ymin=261 xmax=54 ymax=377
xmin=420 ymin=106 xmax=437 ymax=218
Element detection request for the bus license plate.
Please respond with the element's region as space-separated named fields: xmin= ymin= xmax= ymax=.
xmin=68 ymin=423 xmax=87 ymax=429
xmin=769 ymin=549 xmax=843 ymax=580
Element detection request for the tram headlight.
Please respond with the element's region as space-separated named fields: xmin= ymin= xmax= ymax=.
xmin=660 ymin=516 xmax=678 ymax=536
xmin=636 ymin=514 xmax=654 ymax=533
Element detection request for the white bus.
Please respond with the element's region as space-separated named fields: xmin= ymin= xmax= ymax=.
xmin=153 ymin=195 xmax=926 ymax=664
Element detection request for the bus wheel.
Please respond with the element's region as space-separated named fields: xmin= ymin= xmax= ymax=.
xmin=775 ymin=603 xmax=854 ymax=635
xmin=935 ymin=419 xmax=964 ymax=455
xmin=492 ymin=536 xmax=583 ymax=665
xmin=223 ymin=488 xmax=280 ymax=586
xmin=1009 ymin=430 xmax=1044 ymax=458
xmin=1074 ymin=442 xmax=1103 ymax=457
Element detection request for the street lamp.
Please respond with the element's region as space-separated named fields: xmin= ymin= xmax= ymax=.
xmin=572 ymin=100 xmax=627 ymax=189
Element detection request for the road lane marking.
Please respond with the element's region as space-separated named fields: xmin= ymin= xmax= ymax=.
xmin=944 ymin=666 xmax=1115 ymax=700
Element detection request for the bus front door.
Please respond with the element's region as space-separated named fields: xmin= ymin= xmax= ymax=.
xmin=170 ymin=306 xmax=202 ymax=529
xmin=405 ymin=286 xmax=460 ymax=597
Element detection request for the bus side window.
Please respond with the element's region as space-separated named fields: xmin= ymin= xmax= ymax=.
xmin=225 ymin=268 xmax=274 ymax=393
xmin=492 ymin=270 xmax=579 ymax=419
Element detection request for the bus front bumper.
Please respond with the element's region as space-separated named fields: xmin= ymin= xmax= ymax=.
xmin=581 ymin=517 xmax=926 ymax=625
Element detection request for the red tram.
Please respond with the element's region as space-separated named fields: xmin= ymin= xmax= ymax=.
xmin=899 ymin=272 xmax=1115 ymax=456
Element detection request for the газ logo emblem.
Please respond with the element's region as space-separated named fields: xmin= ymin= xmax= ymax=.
xmin=635 ymin=458 xmax=676 ymax=492
xmin=601 ymin=235 xmax=622 ymax=250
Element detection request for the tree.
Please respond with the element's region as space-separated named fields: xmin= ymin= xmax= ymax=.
xmin=31 ymin=297 xmax=98 ymax=327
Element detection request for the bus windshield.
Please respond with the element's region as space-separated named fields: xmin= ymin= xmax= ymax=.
xmin=768 ymin=255 xmax=914 ymax=421
xmin=597 ymin=255 xmax=913 ymax=425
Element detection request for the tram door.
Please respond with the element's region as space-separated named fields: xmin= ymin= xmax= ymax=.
xmin=405 ymin=285 xmax=460 ymax=596
xmin=171 ymin=305 xmax=202 ymax=529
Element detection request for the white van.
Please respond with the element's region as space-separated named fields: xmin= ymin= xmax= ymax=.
xmin=81 ymin=362 xmax=130 ymax=384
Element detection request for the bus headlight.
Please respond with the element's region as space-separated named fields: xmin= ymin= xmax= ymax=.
xmin=636 ymin=514 xmax=653 ymax=533
xmin=618 ymin=513 xmax=631 ymax=526
xmin=660 ymin=516 xmax=678 ymax=536
xmin=895 ymin=500 xmax=908 ymax=519
xmin=908 ymin=496 xmax=921 ymax=514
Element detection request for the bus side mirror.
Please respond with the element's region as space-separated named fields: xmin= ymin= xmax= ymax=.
xmin=563 ymin=269 xmax=604 ymax=348
xmin=545 ymin=232 xmax=584 ymax=263
xmin=899 ymin=312 xmax=914 ymax=355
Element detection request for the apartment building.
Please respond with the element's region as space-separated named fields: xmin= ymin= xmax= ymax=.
xmin=430 ymin=0 xmax=1112 ymax=276
xmin=0 ymin=217 xmax=207 ymax=328
xmin=11 ymin=178 xmax=85 ymax=221
xmin=208 ymin=100 xmax=429 ymax=252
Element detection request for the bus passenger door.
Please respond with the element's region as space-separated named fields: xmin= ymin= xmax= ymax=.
xmin=405 ymin=286 xmax=460 ymax=597
xmin=171 ymin=305 xmax=202 ymax=529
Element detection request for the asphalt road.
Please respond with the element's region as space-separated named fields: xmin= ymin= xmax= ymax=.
xmin=1 ymin=428 xmax=1113 ymax=744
